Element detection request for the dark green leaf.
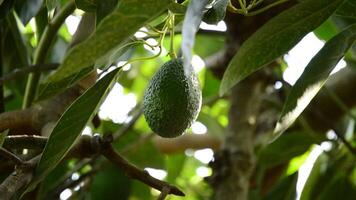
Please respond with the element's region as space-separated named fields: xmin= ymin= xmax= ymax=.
xmin=24 ymin=68 xmax=121 ymax=194
xmin=317 ymin=174 xmax=356 ymax=200
xmin=181 ymin=0 xmax=209 ymax=73
xmin=220 ymin=0 xmax=344 ymax=96
xmin=95 ymin=0 xmax=118 ymax=23
xmin=36 ymin=160 xmax=71 ymax=199
xmin=274 ymin=24 xmax=356 ymax=138
xmin=39 ymin=0 xmax=171 ymax=99
xmin=263 ymin=173 xmax=298 ymax=200
xmin=336 ymin=0 xmax=356 ymax=19
xmin=15 ymin=0 xmax=44 ymax=25
xmin=168 ymin=2 xmax=186 ymax=14
xmin=0 ymin=0 xmax=14 ymax=19
xmin=36 ymin=67 xmax=94 ymax=101
xmin=75 ymin=0 xmax=96 ymax=12
xmin=203 ymin=0 xmax=228 ymax=25
xmin=258 ymin=132 xmax=317 ymax=167
xmin=46 ymin=0 xmax=58 ymax=11
xmin=91 ymin=163 xmax=131 ymax=200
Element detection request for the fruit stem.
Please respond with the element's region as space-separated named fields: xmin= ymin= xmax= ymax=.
xmin=169 ymin=12 xmax=177 ymax=59
xmin=23 ymin=0 xmax=76 ymax=108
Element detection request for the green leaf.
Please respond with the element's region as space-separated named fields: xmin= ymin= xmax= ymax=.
xmin=36 ymin=67 xmax=94 ymax=101
xmin=219 ymin=0 xmax=345 ymax=96
xmin=274 ymin=24 xmax=356 ymax=139
xmin=262 ymin=173 xmax=298 ymax=200
xmin=166 ymin=153 xmax=186 ymax=182
xmin=336 ymin=0 xmax=356 ymax=19
xmin=91 ymin=163 xmax=131 ymax=200
xmin=313 ymin=19 xmax=339 ymax=41
xmin=0 ymin=0 xmax=14 ymax=19
xmin=203 ymin=0 xmax=228 ymax=25
xmin=39 ymin=0 xmax=170 ymax=99
xmin=15 ymin=0 xmax=44 ymax=25
xmin=317 ymin=174 xmax=356 ymax=200
xmin=96 ymin=0 xmax=118 ymax=23
xmin=258 ymin=131 xmax=317 ymax=168
xmin=75 ymin=0 xmax=97 ymax=12
xmin=46 ymin=0 xmax=58 ymax=11
xmin=168 ymin=2 xmax=187 ymax=14
xmin=23 ymin=68 xmax=121 ymax=195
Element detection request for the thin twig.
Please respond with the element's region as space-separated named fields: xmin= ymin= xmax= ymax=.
xmin=113 ymin=104 xmax=143 ymax=140
xmin=157 ymin=186 xmax=171 ymax=200
xmin=0 ymin=147 xmax=25 ymax=165
xmin=101 ymin=143 xmax=185 ymax=197
xmin=3 ymin=135 xmax=47 ymax=150
xmin=0 ymin=63 xmax=59 ymax=86
xmin=333 ymin=129 xmax=356 ymax=156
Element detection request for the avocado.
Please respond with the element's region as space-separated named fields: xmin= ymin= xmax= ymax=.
xmin=143 ymin=58 xmax=202 ymax=138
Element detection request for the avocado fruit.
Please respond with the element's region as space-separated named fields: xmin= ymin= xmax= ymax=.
xmin=143 ymin=58 xmax=202 ymax=138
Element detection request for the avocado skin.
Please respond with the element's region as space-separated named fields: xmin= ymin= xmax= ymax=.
xmin=143 ymin=59 xmax=202 ymax=138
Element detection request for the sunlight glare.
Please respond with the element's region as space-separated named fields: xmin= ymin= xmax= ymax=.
xmin=194 ymin=148 xmax=214 ymax=164
xmin=144 ymin=168 xmax=167 ymax=180
xmin=99 ymin=83 xmax=137 ymax=123
xmin=192 ymin=121 xmax=207 ymax=134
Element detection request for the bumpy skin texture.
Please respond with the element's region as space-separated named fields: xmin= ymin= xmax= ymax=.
xmin=143 ymin=59 xmax=202 ymax=138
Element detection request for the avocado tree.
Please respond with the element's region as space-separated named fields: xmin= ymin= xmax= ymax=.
xmin=0 ymin=0 xmax=356 ymax=199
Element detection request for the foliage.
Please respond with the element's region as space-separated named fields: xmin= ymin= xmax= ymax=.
xmin=0 ymin=0 xmax=355 ymax=199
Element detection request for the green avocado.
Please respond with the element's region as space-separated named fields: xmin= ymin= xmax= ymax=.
xmin=143 ymin=58 xmax=202 ymax=138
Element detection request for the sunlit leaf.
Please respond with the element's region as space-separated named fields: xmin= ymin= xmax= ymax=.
xmin=39 ymin=0 xmax=171 ymax=99
xmin=219 ymin=0 xmax=344 ymax=96
xmin=23 ymin=68 xmax=121 ymax=195
xmin=274 ymin=24 xmax=356 ymax=139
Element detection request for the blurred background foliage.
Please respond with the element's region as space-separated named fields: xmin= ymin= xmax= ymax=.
xmin=0 ymin=0 xmax=356 ymax=199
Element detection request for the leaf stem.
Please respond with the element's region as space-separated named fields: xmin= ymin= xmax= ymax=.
xmin=23 ymin=0 xmax=76 ymax=108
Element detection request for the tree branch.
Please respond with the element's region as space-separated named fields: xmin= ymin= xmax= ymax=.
xmin=100 ymin=139 xmax=185 ymax=197
xmin=0 ymin=108 xmax=40 ymax=134
xmin=0 ymin=155 xmax=40 ymax=200
xmin=0 ymin=64 xmax=59 ymax=86
xmin=3 ymin=135 xmax=47 ymax=150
